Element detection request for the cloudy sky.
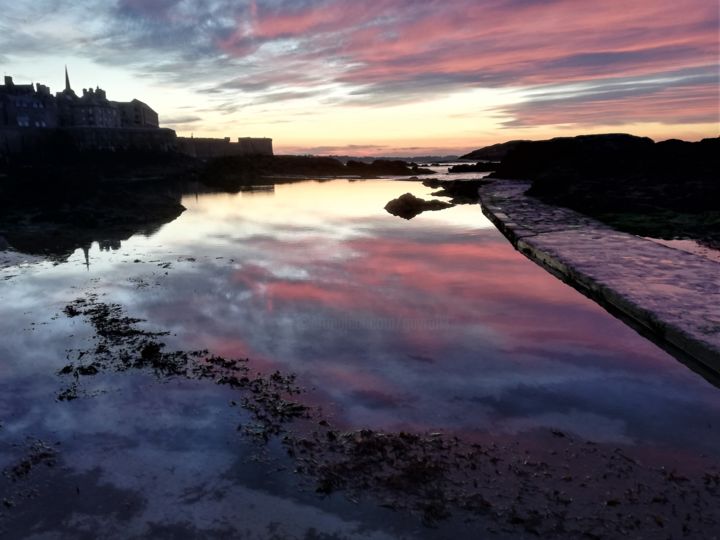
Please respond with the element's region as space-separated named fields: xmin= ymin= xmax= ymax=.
xmin=1 ymin=0 xmax=717 ymax=155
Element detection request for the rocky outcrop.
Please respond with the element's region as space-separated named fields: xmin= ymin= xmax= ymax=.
xmin=448 ymin=162 xmax=498 ymax=173
xmin=461 ymin=140 xmax=530 ymax=161
xmin=200 ymin=156 xmax=434 ymax=190
xmin=384 ymin=193 xmax=454 ymax=220
xmin=422 ymin=179 xmax=489 ymax=204
xmin=489 ymin=134 xmax=656 ymax=185
xmin=487 ymin=134 xmax=720 ymax=247
xmin=345 ymin=159 xmax=433 ymax=176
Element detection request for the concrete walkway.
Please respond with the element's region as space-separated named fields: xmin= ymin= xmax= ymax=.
xmin=479 ymin=179 xmax=720 ymax=375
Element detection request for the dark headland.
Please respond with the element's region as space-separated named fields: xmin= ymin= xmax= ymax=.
xmin=432 ymin=134 xmax=719 ymax=249
xmin=486 ymin=134 xmax=720 ymax=248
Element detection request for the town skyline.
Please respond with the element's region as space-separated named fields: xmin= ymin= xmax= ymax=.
xmin=2 ymin=0 xmax=717 ymax=155
xmin=1 ymin=68 xmax=273 ymax=158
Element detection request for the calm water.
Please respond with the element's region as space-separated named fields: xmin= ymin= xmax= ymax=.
xmin=1 ymin=178 xmax=718 ymax=538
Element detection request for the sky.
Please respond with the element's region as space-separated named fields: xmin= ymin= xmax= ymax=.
xmin=0 ymin=0 xmax=718 ymax=155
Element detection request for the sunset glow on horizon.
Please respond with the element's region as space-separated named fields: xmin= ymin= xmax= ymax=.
xmin=1 ymin=0 xmax=718 ymax=155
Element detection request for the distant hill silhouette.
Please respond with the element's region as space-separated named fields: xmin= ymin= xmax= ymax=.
xmin=461 ymin=140 xmax=530 ymax=161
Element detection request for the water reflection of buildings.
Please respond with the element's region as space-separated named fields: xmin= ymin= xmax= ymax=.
xmin=240 ymin=185 xmax=275 ymax=196
xmin=80 ymin=240 xmax=123 ymax=270
xmin=99 ymin=239 xmax=123 ymax=251
xmin=81 ymin=244 xmax=91 ymax=271
xmin=0 ymin=186 xmax=185 ymax=263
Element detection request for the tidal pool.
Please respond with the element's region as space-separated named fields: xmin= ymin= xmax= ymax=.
xmin=1 ymin=178 xmax=718 ymax=538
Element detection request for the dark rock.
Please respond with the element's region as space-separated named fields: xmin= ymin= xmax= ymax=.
xmin=422 ymin=179 xmax=489 ymax=204
xmin=461 ymin=140 xmax=530 ymax=161
xmin=76 ymin=365 xmax=99 ymax=376
xmin=345 ymin=159 xmax=432 ymax=176
xmin=422 ymin=179 xmax=444 ymax=189
xmin=141 ymin=342 xmax=164 ymax=360
xmin=490 ymin=133 xmax=656 ymax=184
xmin=200 ymin=156 xmax=433 ymax=190
xmin=6 ymin=440 xmax=58 ymax=481
xmin=448 ymin=162 xmax=498 ymax=173
xmin=384 ymin=193 xmax=454 ymax=220
xmin=486 ymin=134 xmax=720 ymax=246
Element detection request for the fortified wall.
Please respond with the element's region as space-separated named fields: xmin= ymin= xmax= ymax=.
xmin=0 ymin=126 xmax=177 ymax=157
xmin=62 ymin=127 xmax=177 ymax=152
xmin=0 ymin=127 xmax=54 ymax=156
xmin=0 ymin=128 xmax=273 ymax=160
xmin=177 ymin=136 xmax=273 ymax=158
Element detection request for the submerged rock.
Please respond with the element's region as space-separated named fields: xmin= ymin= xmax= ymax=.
xmin=384 ymin=193 xmax=454 ymax=220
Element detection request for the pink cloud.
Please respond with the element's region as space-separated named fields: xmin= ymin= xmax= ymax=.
xmin=211 ymin=0 xmax=718 ymax=129
xmin=503 ymin=81 xmax=720 ymax=127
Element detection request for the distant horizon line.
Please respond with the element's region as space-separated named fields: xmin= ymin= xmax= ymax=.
xmin=273 ymin=132 xmax=718 ymax=159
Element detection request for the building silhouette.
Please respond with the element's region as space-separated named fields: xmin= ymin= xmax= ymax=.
xmin=0 ymin=76 xmax=57 ymax=128
xmin=1 ymin=67 xmax=158 ymax=130
xmin=1 ymin=68 xmax=272 ymax=158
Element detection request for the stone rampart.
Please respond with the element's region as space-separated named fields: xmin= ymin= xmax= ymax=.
xmin=177 ymin=137 xmax=273 ymax=158
xmin=0 ymin=126 xmax=177 ymax=156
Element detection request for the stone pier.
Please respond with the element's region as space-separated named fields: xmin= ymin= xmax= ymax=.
xmin=479 ymin=179 xmax=720 ymax=376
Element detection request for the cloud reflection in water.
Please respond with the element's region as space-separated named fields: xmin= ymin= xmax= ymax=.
xmin=1 ymin=180 xmax=718 ymax=455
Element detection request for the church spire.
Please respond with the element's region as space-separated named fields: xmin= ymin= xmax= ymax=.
xmin=64 ymin=65 xmax=71 ymax=92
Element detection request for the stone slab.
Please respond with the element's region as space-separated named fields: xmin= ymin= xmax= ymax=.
xmin=479 ymin=179 xmax=720 ymax=374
